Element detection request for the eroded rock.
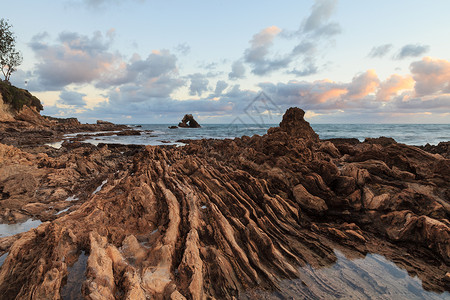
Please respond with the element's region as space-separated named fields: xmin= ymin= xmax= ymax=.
xmin=0 ymin=107 xmax=449 ymax=299
xmin=178 ymin=114 xmax=201 ymax=128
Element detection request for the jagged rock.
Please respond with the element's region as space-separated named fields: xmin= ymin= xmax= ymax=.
xmin=96 ymin=120 xmax=114 ymax=125
xmin=45 ymin=116 xmax=81 ymax=127
xmin=420 ymin=141 xmax=450 ymax=159
xmin=15 ymin=106 xmax=52 ymax=126
xmin=364 ymin=136 xmax=397 ymax=146
xmin=169 ymin=125 xmax=178 ymax=129
xmin=178 ymin=114 xmax=201 ymax=128
xmin=0 ymin=107 xmax=449 ymax=298
xmin=116 ymin=130 xmax=141 ymax=136
xmin=270 ymin=107 xmax=319 ymax=142
xmin=293 ymin=184 xmax=328 ymax=214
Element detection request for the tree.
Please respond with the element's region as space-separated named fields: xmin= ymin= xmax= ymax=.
xmin=0 ymin=19 xmax=22 ymax=83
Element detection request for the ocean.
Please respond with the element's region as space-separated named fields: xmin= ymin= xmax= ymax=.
xmin=80 ymin=123 xmax=450 ymax=147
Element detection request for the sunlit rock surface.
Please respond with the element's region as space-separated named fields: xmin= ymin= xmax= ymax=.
xmin=0 ymin=107 xmax=448 ymax=299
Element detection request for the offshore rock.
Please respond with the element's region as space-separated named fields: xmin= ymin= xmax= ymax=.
xmin=0 ymin=107 xmax=449 ymax=299
xmin=178 ymin=114 xmax=201 ymax=128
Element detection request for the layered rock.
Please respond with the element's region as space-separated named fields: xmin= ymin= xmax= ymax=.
xmin=268 ymin=107 xmax=319 ymax=142
xmin=0 ymin=107 xmax=449 ymax=299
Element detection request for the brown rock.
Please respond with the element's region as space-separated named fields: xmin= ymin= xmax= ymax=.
xmin=293 ymin=184 xmax=328 ymax=214
xmin=178 ymin=114 xmax=201 ymax=128
xmin=278 ymin=107 xmax=319 ymax=142
xmin=96 ymin=120 xmax=114 ymax=125
xmin=0 ymin=106 xmax=449 ymax=298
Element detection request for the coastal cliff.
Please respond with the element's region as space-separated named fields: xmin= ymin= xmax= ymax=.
xmin=0 ymin=102 xmax=449 ymax=298
xmin=0 ymin=83 xmax=129 ymax=149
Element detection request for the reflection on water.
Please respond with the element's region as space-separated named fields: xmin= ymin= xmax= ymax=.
xmin=0 ymin=252 xmax=8 ymax=268
xmin=92 ymin=180 xmax=107 ymax=195
xmin=244 ymin=250 xmax=449 ymax=300
xmin=0 ymin=219 xmax=42 ymax=238
xmin=60 ymin=251 xmax=88 ymax=300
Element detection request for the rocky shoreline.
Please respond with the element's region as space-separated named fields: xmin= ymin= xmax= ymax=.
xmin=0 ymin=100 xmax=449 ymax=298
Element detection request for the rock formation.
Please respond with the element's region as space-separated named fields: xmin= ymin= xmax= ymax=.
xmin=178 ymin=114 xmax=201 ymax=128
xmin=0 ymin=85 xmax=132 ymax=148
xmin=0 ymin=106 xmax=449 ymax=299
xmin=420 ymin=141 xmax=450 ymax=159
xmin=269 ymin=107 xmax=319 ymax=142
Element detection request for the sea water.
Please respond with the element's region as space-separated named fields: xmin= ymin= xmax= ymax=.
xmin=80 ymin=124 xmax=449 ymax=146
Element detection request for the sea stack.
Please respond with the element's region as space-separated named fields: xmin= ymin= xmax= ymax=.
xmin=178 ymin=114 xmax=201 ymax=128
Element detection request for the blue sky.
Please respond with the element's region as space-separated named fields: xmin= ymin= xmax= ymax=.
xmin=3 ymin=0 xmax=450 ymax=123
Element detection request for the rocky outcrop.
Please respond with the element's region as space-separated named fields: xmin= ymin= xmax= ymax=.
xmin=178 ymin=114 xmax=201 ymax=128
xmin=269 ymin=107 xmax=319 ymax=142
xmin=0 ymin=107 xmax=449 ymax=299
xmin=0 ymin=93 xmax=15 ymax=122
xmin=420 ymin=141 xmax=450 ymax=159
xmin=0 ymin=81 xmax=43 ymax=112
xmin=0 ymin=83 xmax=135 ymax=149
xmin=96 ymin=120 xmax=114 ymax=125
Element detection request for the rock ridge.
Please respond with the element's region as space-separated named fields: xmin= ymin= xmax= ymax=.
xmin=0 ymin=107 xmax=448 ymax=299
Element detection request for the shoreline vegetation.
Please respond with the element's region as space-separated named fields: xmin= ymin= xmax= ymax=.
xmin=0 ymin=86 xmax=449 ymax=298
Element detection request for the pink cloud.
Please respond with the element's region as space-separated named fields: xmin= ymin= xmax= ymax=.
xmin=376 ymin=74 xmax=415 ymax=101
xmin=346 ymin=70 xmax=380 ymax=99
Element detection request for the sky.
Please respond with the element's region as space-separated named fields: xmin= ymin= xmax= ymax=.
xmin=3 ymin=0 xmax=450 ymax=124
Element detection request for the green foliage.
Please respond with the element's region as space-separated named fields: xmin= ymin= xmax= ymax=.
xmin=0 ymin=18 xmax=22 ymax=82
xmin=0 ymin=80 xmax=43 ymax=112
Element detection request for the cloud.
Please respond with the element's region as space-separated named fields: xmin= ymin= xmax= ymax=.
xmin=78 ymin=84 xmax=257 ymax=123
xmin=244 ymin=26 xmax=290 ymax=75
xmin=228 ymin=60 xmax=246 ymax=80
xmin=214 ymin=80 xmax=228 ymax=95
xmin=376 ymin=74 xmax=414 ymax=101
xmin=39 ymin=56 xmax=450 ymax=124
xmin=395 ymin=44 xmax=430 ymax=60
xmin=255 ymin=58 xmax=450 ymax=122
xmin=175 ymin=43 xmax=190 ymax=55
xmin=245 ymin=26 xmax=282 ymax=62
xmin=368 ymin=44 xmax=393 ymax=58
xmin=288 ymin=60 xmax=318 ymax=77
xmin=346 ymin=70 xmax=380 ymax=99
xmin=410 ymin=57 xmax=450 ymax=96
xmin=58 ymin=90 xmax=87 ymax=107
xmin=238 ymin=0 xmax=340 ymax=77
xmin=98 ymin=50 xmax=180 ymax=88
xmin=29 ymin=30 xmax=117 ymax=90
xmin=28 ymin=30 xmax=184 ymax=99
xmin=302 ymin=0 xmax=340 ymax=36
xmin=292 ymin=41 xmax=316 ymax=56
xmin=189 ymin=73 xmax=209 ymax=96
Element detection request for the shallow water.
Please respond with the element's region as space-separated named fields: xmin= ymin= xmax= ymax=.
xmin=0 ymin=252 xmax=8 ymax=268
xmin=65 ymin=196 xmax=79 ymax=202
xmin=60 ymin=251 xmax=88 ymax=300
xmin=244 ymin=250 xmax=449 ymax=299
xmin=56 ymin=207 xmax=70 ymax=215
xmin=0 ymin=219 xmax=42 ymax=238
xmin=92 ymin=180 xmax=107 ymax=195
